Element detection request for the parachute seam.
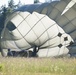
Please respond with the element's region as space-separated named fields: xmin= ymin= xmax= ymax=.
xmin=33 ymin=23 xmax=57 ymax=46
xmin=34 ymin=14 xmax=50 ymax=57
xmin=23 ymin=15 xmax=46 ymax=46
xmin=14 ymin=13 xmax=32 ymax=48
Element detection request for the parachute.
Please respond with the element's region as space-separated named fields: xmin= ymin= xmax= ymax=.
xmin=0 ymin=0 xmax=76 ymax=57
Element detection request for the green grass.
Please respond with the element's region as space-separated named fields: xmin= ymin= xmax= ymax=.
xmin=0 ymin=57 xmax=76 ymax=75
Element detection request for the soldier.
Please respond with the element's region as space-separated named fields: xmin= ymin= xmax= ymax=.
xmin=7 ymin=49 xmax=13 ymax=56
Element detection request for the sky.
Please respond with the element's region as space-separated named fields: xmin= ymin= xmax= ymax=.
xmin=0 ymin=0 xmax=34 ymax=7
xmin=0 ymin=0 xmax=59 ymax=8
xmin=0 ymin=0 xmax=48 ymax=7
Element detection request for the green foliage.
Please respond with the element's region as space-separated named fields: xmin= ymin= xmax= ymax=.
xmin=0 ymin=0 xmax=22 ymax=33
xmin=8 ymin=0 xmax=15 ymax=9
xmin=17 ymin=0 xmax=22 ymax=8
xmin=34 ymin=0 xmax=39 ymax=3
xmin=0 ymin=64 xmax=4 ymax=72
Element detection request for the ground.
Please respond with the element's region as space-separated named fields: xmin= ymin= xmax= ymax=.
xmin=0 ymin=54 xmax=76 ymax=75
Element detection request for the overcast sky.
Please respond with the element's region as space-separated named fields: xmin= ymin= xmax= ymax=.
xmin=0 ymin=0 xmax=59 ymax=7
xmin=0 ymin=0 xmax=34 ymax=7
xmin=0 ymin=0 xmax=48 ymax=7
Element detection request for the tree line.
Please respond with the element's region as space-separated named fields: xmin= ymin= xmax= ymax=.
xmin=0 ymin=0 xmax=53 ymax=32
xmin=0 ymin=0 xmax=40 ymax=31
xmin=0 ymin=0 xmax=23 ymax=33
xmin=0 ymin=0 xmax=22 ymax=18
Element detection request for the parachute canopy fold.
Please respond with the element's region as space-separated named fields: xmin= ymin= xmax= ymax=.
xmin=1 ymin=0 xmax=76 ymax=57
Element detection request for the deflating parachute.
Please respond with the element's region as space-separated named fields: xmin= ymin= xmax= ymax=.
xmin=0 ymin=0 xmax=76 ymax=57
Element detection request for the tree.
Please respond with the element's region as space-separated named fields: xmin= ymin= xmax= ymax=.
xmin=17 ymin=0 xmax=22 ymax=8
xmin=7 ymin=0 xmax=16 ymax=14
xmin=0 ymin=0 xmax=22 ymax=29
xmin=0 ymin=0 xmax=15 ymax=33
xmin=0 ymin=5 xmax=7 ymax=28
xmin=8 ymin=0 xmax=15 ymax=9
xmin=34 ymin=0 xmax=39 ymax=3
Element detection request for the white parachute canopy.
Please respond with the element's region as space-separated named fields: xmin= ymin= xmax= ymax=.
xmin=1 ymin=11 xmax=74 ymax=57
xmin=1 ymin=0 xmax=76 ymax=57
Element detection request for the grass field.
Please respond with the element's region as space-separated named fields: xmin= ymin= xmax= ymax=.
xmin=0 ymin=53 xmax=76 ymax=75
